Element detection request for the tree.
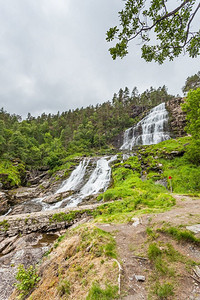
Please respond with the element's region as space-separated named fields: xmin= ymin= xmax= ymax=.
xmin=182 ymin=87 xmax=200 ymax=164
xmin=182 ymin=71 xmax=200 ymax=94
xmin=182 ymin=87 xmax=200 ymax=139
xmin=106 ymin=0 xmax=200 ymax=63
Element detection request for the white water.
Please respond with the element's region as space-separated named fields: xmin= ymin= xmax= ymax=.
xmin=120 ymin=103 xmax=170 ymax=150
xmin=56 ymin=159 xmax=89 ymax=194
xmin=43 ymin=155 xmax=117 ymax=209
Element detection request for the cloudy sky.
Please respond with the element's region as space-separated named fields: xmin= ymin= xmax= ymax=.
xmin=0 ymin=0 xmax=199 ymax=118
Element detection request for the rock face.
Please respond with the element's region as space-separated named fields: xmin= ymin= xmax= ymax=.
xmin=166 ymin=98 xmax=187 ymax=137
xmin=0 ymin=232 xmax=58 ymax=300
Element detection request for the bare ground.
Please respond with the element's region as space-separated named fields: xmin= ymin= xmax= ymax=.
xmin=98 ymin=194 xmax=200 ymax=300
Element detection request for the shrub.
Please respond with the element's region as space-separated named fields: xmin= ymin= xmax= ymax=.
xmin=15 ymin=264 xmax=40 ymax=299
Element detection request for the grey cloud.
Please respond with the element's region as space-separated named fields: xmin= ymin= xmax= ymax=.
xmin=0 ymin=0 xmax=199 ymax=118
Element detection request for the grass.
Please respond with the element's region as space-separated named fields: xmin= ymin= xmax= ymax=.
xmin=157 ymin=226 xmax=200 ymax=245
xmin=0 ymin=220 xmax=10 ymax=231
xmin=57 ymin=279 xmax=71 ymax=297
xmin=78 ymin=226 xmax=117 ymax=259
xmin=86 ymin=282 xmax=119 ymax=300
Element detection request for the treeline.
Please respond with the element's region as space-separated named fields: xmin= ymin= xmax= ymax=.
xmin=0 ymin=85 xmax=172 ymax=172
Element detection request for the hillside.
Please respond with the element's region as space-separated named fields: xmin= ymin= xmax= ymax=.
xmin=0 ymin=86 xmax=200 ymax=299
xmin=0 ymin=135 xmax=199 ymax=300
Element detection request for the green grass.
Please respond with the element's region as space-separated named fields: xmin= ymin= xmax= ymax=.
xmin=86 ymin=282 xmax=119 ymax=300
xmin=78 ymin=226 xmax=117 ymax=259
xmin=154 ymin=282 xmax=174 ymax=299
xmin=157 ymin=226 xmax=200 ymax=245
xmin=0 ymin=220 xmax=10 ymax=231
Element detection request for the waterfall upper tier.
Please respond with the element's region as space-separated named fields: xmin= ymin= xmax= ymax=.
xmin=120 ymin=102 xmax=170 ymax=150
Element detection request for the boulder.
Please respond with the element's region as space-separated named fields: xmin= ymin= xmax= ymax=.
xmin=43 ymin=191 xmax=73 ymax=204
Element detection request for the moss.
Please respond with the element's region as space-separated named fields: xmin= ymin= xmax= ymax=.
xmin=0 ymin=220 xmax=10 ymax=231
xmin=49 ymin=209 xmax=92 ymax=224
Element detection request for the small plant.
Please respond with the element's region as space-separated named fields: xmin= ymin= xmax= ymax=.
xmin=158 ymin=226 xmax=200 ymax=245
xmin=15 ymin=264 xmax=40 ymax=299
xmin=154 ymin=282 xmax=174 ymax=299
xmin=148 ymin=243 xmax=162 ymax=261
xmin=57 ymin=278 xmax=71 ymax=297
xmin=0 ymin=220 xmax=10 ymax=231
xmin=86 ymin=282 xmax=119 ymax=300
xmin=146 ymin=227 xmax=159 ymax=240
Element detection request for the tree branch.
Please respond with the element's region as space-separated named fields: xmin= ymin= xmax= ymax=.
xmin=128 ymin=0 xmax=193 ymax=42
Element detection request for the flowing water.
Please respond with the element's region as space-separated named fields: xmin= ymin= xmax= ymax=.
xmin=56 ymin=159 xmax=90 ymax=194
xmin=120 ymin=102 xmax=170 ymax=150
xmin=39 ymin=155 xmax=117 ymax=209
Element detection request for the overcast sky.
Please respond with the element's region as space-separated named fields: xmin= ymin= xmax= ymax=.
xmin=0 ymin=0 xmax=199 ymax=118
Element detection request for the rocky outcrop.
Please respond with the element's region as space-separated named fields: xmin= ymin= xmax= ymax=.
xmin=166 ymin=98 xmax=187 ymax=137
xmin=0 ymin=202 xmax=105 ymax=238
xmin=0 ymin=232 xmax=58 ymax=300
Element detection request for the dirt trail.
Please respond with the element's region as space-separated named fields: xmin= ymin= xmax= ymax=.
xmin=98 ymin=194 xmax=200 ymax=299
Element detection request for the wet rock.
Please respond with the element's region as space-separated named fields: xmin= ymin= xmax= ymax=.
xmin=9 ymin=202 xmax=43 ymax=215
xmin=43 ymin=191 xmax=73 ymax=204
xmin=0 ymin=191 xmax=10 ymax=215
xmin=8 ymin=186 xmax=41 ymax=204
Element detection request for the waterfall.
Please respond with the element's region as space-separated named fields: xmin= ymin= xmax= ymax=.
xmin=42 ymin=155 xmax=117 ymax=209
xmin=120 ymin=102 xmax=170 ymax=150
xmin=80 ymin=155 xmax=117 ymax=197
xmin=56 ymin=159 xmax=89 ymax=194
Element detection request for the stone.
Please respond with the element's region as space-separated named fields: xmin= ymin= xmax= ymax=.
xmin=135 ymin=275 xmax=145 ymax=282
xmin=43 ymin=191 xmax=73 ymax=204
xmin=155 ymin=179 xmax=168 ymax=188
xmin=131 ymin=217 xmax=140 ymax=227
xmin=186 ymin=224 xmax=200 ymax=234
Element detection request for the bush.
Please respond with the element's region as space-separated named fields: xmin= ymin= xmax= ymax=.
xmin=15 ymin=264 xmax=40 ymax=299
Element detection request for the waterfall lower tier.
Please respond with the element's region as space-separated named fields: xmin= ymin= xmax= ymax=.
xmin=120 ymin=102 xmax=170 ymax=150
xmin=33 ymin=155 xmax=117 ymax=210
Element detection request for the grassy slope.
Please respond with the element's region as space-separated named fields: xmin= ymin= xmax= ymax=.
xmin=12 ymin=137 xmax=200 ymax=300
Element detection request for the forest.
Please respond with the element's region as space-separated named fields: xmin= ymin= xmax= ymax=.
xmin=0 ymin=85 xmax=172 ymax=187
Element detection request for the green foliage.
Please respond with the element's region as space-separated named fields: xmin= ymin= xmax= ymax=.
xmin=86 ymin=282 xmax=119 ymax=300
xmin=0 ymin=160 xmax=25 ymax=188
xmin=15 ymin=264 xmax=40 ymax=299
xmin=57 ymin=279 xmax=71 ymax=297
xmin=181 ymin=88 xmax=200 ymax=165
xmin=154 ymin=282 xmax=174 ymax=299
xmin=106 ymin=0 xmax=200 ymax=63
xmin=182 ymin=88 xmax=200 ymax=140
xmin=148 ymin=243 xmax=162 ymax=261
xmin=184 ymin=140 xmax=200 ymax=165
xmin=158 ymin=226 xmax=200 ymax=245
xmin=0 ymin=220 xmax=10 ymax=231
xmin=49 ymin=211 xmax=87 ymax=223
xmin=182 ymin=71 xmax=200 ymax=94
xmin=161 ymin=156 xmax=200 ymax=193
xmin=78 ymin=226 xmax=117 ymax=259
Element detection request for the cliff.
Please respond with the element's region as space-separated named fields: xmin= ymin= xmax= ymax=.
xmin=166 ymin=97 xmax=187 ymax=137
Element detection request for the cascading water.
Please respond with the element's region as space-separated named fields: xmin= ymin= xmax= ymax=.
xmin=40 ymin=155 xmax=117 ymax=209
xmin=56 ymin=159 xmax=89 ymax=194
xmin=120 ymin=102 xmax=170 ymax=150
